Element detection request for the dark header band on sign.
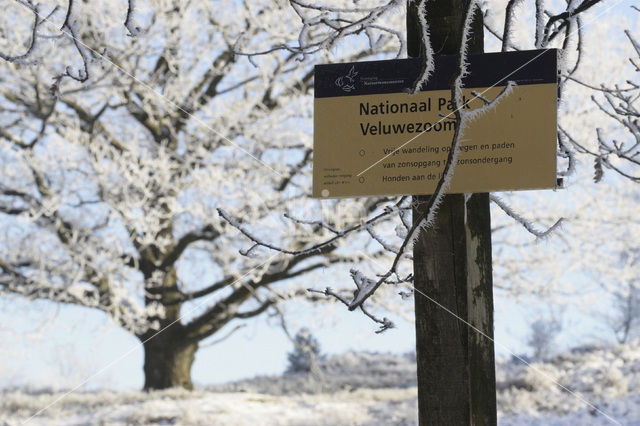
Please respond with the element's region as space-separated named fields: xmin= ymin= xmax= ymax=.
xmin=314 ymin=49 xmax=557 ymax=99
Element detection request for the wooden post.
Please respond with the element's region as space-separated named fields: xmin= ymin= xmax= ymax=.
xmin=408 ymin=1 xmax=497 ymax=424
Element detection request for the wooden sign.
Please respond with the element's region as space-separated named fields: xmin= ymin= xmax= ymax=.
xmin=313 ymin=49 xmax=558 ymax=198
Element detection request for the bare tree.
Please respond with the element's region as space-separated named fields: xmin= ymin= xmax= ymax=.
xmin=0 ymin=0 xmax=405 ymax=390
xmin=605 ymin=248 xmax=640 ymax=344
xmin=1 ymin=0 xmax=638 ymax=392
xmin=561 ymin=15 xmax=640 ymax=183
xmin=527 ymin=317 xmax=563 ymax=360
xmin=609 ymin=280 xmax=640 ymax=343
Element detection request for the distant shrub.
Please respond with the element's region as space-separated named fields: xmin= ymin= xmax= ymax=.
xmin=609 ymin=281 xmax=640 ymax=343
xmin=286 ymin=328 xmax=323 ymax=374
xmin=527 ymin=318 xmax=562 ymax=361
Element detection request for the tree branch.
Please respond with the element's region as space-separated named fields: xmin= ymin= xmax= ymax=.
xmin=159 ymin=225 xmax=221 ymax=270
xmin=234 ymin=298 xmax=275 ymax=319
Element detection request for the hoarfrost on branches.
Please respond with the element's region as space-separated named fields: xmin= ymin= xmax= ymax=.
xmin=2 ymin=0 xmax=640 ymax=392
xmin=221 ymin=0 xmax=640 ymax=331
xmin=0 ymin=0 xmax=407 ymax=389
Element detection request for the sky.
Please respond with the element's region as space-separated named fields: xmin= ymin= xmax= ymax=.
xmin=1 ymin=0 xmax=639 ymax=393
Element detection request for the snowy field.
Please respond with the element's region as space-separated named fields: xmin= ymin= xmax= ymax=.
xmin=2 ymin=343 xmax=639 ymax=425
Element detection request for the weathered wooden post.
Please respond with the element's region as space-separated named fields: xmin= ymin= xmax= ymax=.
xmin=408 ymin=1 xmax=497 ymax=424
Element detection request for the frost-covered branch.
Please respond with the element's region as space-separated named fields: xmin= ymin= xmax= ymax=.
xmin=348 ymin=0 xmax=481 ymax=307
xmin=59 ymin=1 xmax=90 ymax=83
xmin=501 ymin=0 xmax=524 ymax=52
xmin=0 ymin=2 xmax=414 ymax=380
xmin=123 ymin=0 xmax=141 ymax=37
xmin=199 ymin=324 xmax=247 ymax=348
xmin=407 ymin=0 xmax=433 ymax=94
xmin=500 ymin=0 xmax=599 ymax=53
xmin=217 ymin=198 xmax=408 ymax=257
xmin=557 ymin=129 xmax=576 ymax=178
xmin=363 ymin=220 xmax=400 ymax=255
xmin=225 ymin=0 xmax=526 ymax=321
xmin=1 ymin=0 xmax=636 ymax=386
xmin=562 ymin=23 xmax=640 ymax=183
xmin=2 ymin=0 xmax=143 ymax=93
xmin=307 ymin=283 xmax=394 ymax=333
xmin=490 ymin=195 xmax=564 ymax=240
xmin=541 ymin=0 xmax=604 ymax=47
xmin=0 ymin=1 xmax=51 ymax=65
xmin=233 ymin=0 xmax=405 ymax=63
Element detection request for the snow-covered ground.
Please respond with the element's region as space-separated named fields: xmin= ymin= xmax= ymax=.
xmin=2 ymin=342 xmax=639 ymax=425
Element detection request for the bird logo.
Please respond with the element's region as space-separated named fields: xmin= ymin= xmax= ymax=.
xmin=335 ymin=66 xmax=358 ymax=92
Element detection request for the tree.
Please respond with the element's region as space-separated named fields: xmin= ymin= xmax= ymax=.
xmin=286 ymin=327 xmax=323 ymax=374
xmin=0 ymin=0 xmax=405 ymax=390
xmin=562 ymin=21 xmax=640 ymax=183
xmin=609 ymin=280 xmax=640 ymax=343
xmin=527 ymin=317 xmax=562 ymax=360
xmin=2 ymin=0 xmax=638 ymax=395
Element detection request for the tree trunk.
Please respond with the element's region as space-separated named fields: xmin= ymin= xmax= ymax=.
xmin=139 ymin=262 xmax=197 ymax=390
xmin=142 ymin=330 xmax=198 ymax=390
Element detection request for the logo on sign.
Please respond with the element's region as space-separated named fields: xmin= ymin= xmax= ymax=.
xmin=335 ymin=66 xmax=358 ymax=92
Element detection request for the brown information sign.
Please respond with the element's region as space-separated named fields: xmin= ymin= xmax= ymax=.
xmin=313 ymin=49 xmax=558 ymax=198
